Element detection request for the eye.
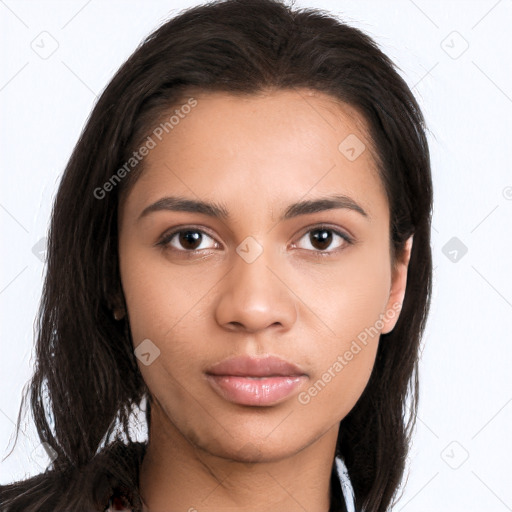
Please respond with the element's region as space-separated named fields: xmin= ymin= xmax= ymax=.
xmin=293 ymin=225 xmax=353 ymax=255
xmin=157 ymin=227 xmax=218 ymax=253
xmin=157 ymin=224 xmax=354 ymax=256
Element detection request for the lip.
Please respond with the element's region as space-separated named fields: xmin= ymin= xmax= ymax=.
xmin=205 ymin=355 xmax=308 ymax=406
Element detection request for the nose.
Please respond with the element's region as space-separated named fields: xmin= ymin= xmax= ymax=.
xmin=214 ymin=242 xmax=297 ymax=335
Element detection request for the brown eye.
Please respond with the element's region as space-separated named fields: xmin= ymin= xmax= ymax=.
xmin=177 ymin=230 xmax=203 ymax=250
xmin=159 ymin=228 xmax=217 ymax=252
xmin=309 ymin=229 xmax=333 ymax=251
xmin=295 ymin=226 xmax=352 ymax=254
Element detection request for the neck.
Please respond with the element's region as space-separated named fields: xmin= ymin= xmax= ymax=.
xmin=138 ymin=401 xmax=340 ymax=512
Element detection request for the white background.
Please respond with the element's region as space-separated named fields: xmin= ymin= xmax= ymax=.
xmin=1 ymin=0 xmax=511 ymax=510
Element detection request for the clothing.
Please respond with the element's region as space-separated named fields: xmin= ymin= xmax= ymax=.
xmin=336 ymin=456 xmax=356 ymax=512
xmin=104 ymin=456 xmax=356 ymax=512
xmin=106 ymin=495 xmax=132 ymax=511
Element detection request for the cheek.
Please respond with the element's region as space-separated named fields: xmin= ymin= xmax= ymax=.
xmin=297 ymin=333 xmax=379 ymax=421
xmin=291 ymin=248 xmax=390 ymax=416
xmin=119 ymin=246 xmax=218 ymax=388
xmin=294 ymin=279 xmax=385 ymax=422
xmin=118 ymin=240 xmax=209 ymax=345
xmin=291 ymin=239 xmax=392 ymax=342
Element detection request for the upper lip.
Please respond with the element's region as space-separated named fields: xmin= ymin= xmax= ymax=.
xmin=205 ymin=355 xmax=306 ymax=377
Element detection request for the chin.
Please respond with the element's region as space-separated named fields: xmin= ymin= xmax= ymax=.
xmin=195 ymin=430 xmax=306 ymax=464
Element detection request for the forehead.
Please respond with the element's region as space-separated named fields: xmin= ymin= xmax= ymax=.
xmin=120 ymin=88 xmax=388 ymax=225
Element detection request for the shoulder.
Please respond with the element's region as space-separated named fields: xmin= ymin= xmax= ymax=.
xmin=0 ymin=441 xmax=147 ymax=512
xmin=0 ymin=470 xmax=73 ymax=512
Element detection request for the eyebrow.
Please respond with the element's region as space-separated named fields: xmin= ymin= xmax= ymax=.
xmin=137 ymin=194 xmax=369 ymax=223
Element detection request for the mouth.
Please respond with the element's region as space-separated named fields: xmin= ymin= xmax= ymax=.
xmin=205 ymin=355 xmax=308 ymax=406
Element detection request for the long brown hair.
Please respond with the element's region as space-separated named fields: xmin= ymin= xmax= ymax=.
xmin=0 ymin=0 xmax=433 ymax=510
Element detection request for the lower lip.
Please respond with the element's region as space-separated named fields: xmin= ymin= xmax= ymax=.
xmin=206 ymin=375 xmax=307 ymax=406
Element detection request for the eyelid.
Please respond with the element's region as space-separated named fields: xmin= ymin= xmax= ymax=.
xmin=291 ymin=224 xmax=354 ymax=254
xmin=157 ymin=223 xmax=354 ymax=254
xmin=294 ymin=223 xmax=354 ymax=243
xmin=157 ymin=224 xmax=219 ymax=250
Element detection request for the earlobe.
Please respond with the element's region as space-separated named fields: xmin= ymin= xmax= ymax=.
xmin=106 ymin=289 xmax=127 ymax=321
xmin=381 ymin=235 xmax=413 ymax=335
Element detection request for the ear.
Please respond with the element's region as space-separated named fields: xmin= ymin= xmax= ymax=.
xmin=106 ymin=289 xmax=123 ymax=310
xmin=107 ymin=291 xmax=126 ymax=321
xmin=381 ymin=235 xmax=413 ymax=335
xmin=105 ymin=285 xmax=126 ymax=316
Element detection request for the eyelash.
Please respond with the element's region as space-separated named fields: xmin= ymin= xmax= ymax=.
xmin=156 ymin=224 xmax=354 ymax=258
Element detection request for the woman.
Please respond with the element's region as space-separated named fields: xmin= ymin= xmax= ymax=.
xmin=0 ymin=0 xmax=433 ymax=510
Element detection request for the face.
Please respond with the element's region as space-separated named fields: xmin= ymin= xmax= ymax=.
xmin=117 ymin=89 xmax=411 ymax=462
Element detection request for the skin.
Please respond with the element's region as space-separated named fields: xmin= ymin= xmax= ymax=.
xmin=117 ymin=88 xmax=413 ymax=512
